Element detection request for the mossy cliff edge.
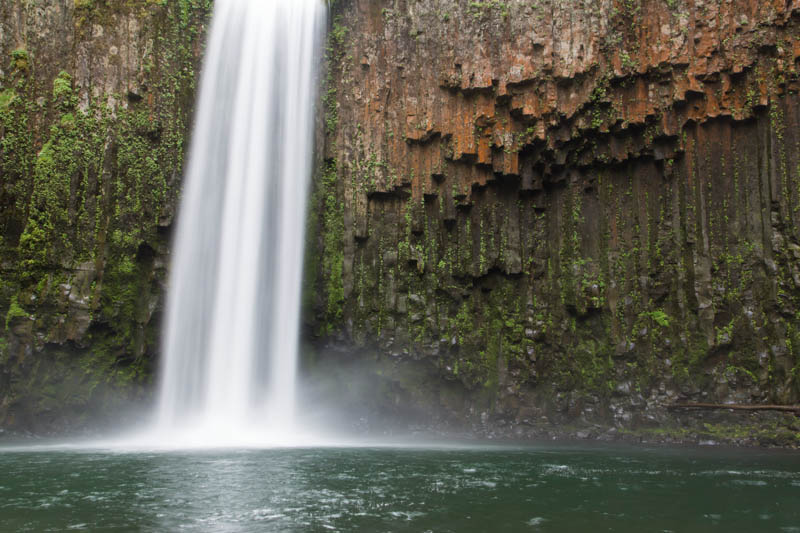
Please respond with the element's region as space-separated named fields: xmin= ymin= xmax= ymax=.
xmin=306 ymin=0 xmax=800 ymax=446
xmin=0 ymin=0 xmax=210 ymax=433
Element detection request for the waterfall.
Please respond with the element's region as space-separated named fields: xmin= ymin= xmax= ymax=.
xmin=154 ymin=0 xmax=326 ymax=445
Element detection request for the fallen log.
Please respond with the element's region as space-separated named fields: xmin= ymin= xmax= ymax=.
xmin=669 ymin=402 xmax=800 ymax=415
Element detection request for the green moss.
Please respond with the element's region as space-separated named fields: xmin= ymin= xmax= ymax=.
xmin=0 ymin=76 xmax=35 ymax=244
xmin=0 ymin=337 xmax=8 ymax=365
xmin=52 ymin=71 xmax=74 ymax=102
xmin=4 ymin=295 xmax=27 ymax=330
xmin=17 ymin=91 xmax=110 ymax=274
xmin=467 ymin=0 xmax=510 ymax=19
xmin=323 ymin=17 xmax=348 ymax=137
xmin=619 ymin=418 xmax=800 ymax=447
xmin=0 ymin=0 xmax=211 ymax=430
xmin=320 ymin=160 xmax=345 ymax=334
xmin=619 ymin=425 xmax=691 ymax=440
xmin=445 ymin=280 xmax=533 ymax=390
xmin=0 ymin=88 xmax=16 ymax=108
xmin=641 ymin=309 xmax=670 ymax=328
xmin=10 ymin=48 xmax=30 ymax=72
xmin=702 ymin=421 xmax=800 ymax=446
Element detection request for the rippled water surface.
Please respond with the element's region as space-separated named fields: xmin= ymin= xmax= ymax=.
xmin=1 ymin=443 xmax=798 ymax=532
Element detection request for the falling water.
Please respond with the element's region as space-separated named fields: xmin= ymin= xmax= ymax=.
xmin=154 ymin=0 xmax=326 ymax=445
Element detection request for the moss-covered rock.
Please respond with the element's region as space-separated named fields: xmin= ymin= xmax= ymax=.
xmin=0 ymin=0 xmax=211 ymax=433
xmin=306 ymin=0 xmax=800 ymax=446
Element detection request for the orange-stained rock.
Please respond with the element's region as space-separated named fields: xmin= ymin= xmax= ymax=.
xmin=313 ymin=0 xmax=800 ymax=435
xmin=328 ymin=0 xmax=800 ymax=211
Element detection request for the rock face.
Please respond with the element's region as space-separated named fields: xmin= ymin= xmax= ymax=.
xmin=0 ymin=0 xmax=209 ymax=433
xmin=1 ymin=0 xmax=798 ymax=446
xmin=308 ymin=0 xmax=800 ymax=444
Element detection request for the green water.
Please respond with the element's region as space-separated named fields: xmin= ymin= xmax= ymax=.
xmin=0 ymin=443 xmax=798 ymax=532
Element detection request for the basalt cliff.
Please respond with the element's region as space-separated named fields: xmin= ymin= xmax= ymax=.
xmin=306 ymin=0 xmax=800 ymax=445
xmin=0 ymin=0 xmax=209 ymax=432
xmin=1 ymin=0 xmax=799 ymax=446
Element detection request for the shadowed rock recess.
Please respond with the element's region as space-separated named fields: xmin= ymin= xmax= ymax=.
xmin=0 ymin=0 xmax=210 ymax=433
xmin=305 ymin=0 xmax=800 ymax=446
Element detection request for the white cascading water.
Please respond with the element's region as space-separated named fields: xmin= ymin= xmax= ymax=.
xmin=154 ymin=0 xmax=326 ymax=445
